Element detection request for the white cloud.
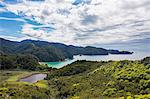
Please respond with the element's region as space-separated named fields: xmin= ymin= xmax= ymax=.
xmin=0 ymin=8 xmax=6 ymax=12
xmin=0 ymin=17 xmax=26 ymax=22
xmin=0 ymin=35 xmax=37 ymax=41
xmin=1 ymin=0 xmax=150 ymax=46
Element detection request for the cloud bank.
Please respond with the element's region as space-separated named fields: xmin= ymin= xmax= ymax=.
xmin=0 ymin=0 xmax=150 ymax=46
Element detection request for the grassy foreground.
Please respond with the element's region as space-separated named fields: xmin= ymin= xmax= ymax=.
xmin=0 ymin=71 xmax=50 ymax=99
xmin=0 ymin=57 xmax=150 ymax=99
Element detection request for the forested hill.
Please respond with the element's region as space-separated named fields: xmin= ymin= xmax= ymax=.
xmin=0 ymin=38 xmax=132 ymax=62
xmin=46 ymin=57 xmax=150 ymax=98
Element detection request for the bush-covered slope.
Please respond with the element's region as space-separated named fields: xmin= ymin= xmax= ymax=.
xmin=46 ymin=57 xmax=150 ymax=98
xmin=0 ymin=57 xmax=149 ymax=99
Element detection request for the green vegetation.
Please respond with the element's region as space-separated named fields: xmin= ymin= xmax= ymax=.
xmin=0 ymin=71 xmax=51 ymax=99
xmin=0 ymin=57 xmax=149 ymax=99
xmin=0 ymin=71 xmax=39 ymax=82
xmin=46 ymin=57 xmax=150 ymax=98
xmin=0 ymin=38 xmax=67 ymax=62
xmin=0 ymin=54 xmax=52 ymax=71
xmin=0 ymin=38 xmax=132 ymax=62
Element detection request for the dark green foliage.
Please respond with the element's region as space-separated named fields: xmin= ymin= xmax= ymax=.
xmin=108 ymin=50 xmax=133 ymax=54
xmin=47 ymin=60 xmax=103 ymax=79
xmin=0 ymin=54 xmax=49 ymax=71
xmin=0 ymin=55 xmax=16 ymax=69
xmin=68 ymin=46 xmax=109 ymax=55
xmin=0 ymin=38 xmax=132 ymax=62
xmin=141 ymin=57 xmax=150 ymax=66
xmin=0 ymin=38 xmax=66 ymax=62
xmin=16 ymin=54 xmax=39 ymax=70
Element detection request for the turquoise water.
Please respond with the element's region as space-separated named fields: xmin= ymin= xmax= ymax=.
xmin=42 ymin=59 xmax=74 ymax=68
xmin=42 ymin=51 xmax=150 ymax=68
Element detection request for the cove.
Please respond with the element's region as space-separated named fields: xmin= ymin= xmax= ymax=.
xmin=42 ymin=52 xmax=149 ymax=68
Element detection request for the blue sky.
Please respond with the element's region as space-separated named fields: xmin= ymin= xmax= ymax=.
xmin=0 ymin=0 xmax=150 ymax=51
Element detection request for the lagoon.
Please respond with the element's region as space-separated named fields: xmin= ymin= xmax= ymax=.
xmin=43 ymin=51 xmax=150 ymax=68
xmin=19 ymin=74 xmax=47 ymax=83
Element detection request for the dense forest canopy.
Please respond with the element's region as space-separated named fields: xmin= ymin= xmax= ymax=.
xmin=0 ymin=54 xmax=51 ymax=71
xmin=0 ymin=38 xmax=133 ymax=62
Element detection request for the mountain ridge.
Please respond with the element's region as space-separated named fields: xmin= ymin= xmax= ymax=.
xmin=0 ymin=38 xmax=133 ymax=62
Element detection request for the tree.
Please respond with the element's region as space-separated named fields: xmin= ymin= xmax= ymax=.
xmin=0 ymin=55 xmax=16 ymax=69
xmin=16 ymin=54 xmax=39 ymax=70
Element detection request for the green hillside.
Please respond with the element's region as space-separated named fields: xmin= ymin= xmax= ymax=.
xmin=0 ymin=57 xmax=149 ymax=98
xmin=0 ymin=38 xmax=132 ymax=62
xmin=46 ymin=57 xmax=150 ymax=98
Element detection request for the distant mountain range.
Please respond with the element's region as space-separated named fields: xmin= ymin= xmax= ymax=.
xmin=0 ymin=38 xmax=133 ymax=62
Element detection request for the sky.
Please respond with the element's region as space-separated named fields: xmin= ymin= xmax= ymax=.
xmin=0 ymin=0 xmax=150 ymax=51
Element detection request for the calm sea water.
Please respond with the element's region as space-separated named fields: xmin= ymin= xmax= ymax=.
xmin=43 ymin=51 xmax=150 ymax=68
